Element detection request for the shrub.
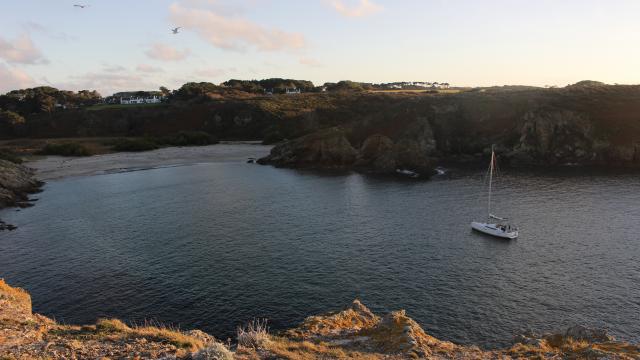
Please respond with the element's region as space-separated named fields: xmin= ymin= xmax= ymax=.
xmin=110 ymin=138 xmax=159 ymax=152
xmin=262 ymin=131 xmax=284 ymax=145
xmin=237 ymin=319 xmax=270 ymax=349
xmin=37 ymin=142 xmax=91 ymax=156
xmin=0 ymin=149 xmax=23 ymax=164
xmin=160 ymin=131 xmax=218 ymax=146
xmin=96 ymin=318 xmax=130 ymax=333
xmin=192 ymin=342 xmax=234 ymax=360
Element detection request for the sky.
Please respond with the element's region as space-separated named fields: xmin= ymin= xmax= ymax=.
xmin=1 ymin=0 xmax=640 ymax=95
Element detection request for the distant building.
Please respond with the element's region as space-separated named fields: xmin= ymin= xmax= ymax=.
xmin=112 ymin=91 xmax=163 ymax=105
xmin=285 ymin=88 xmax=301 ymax=95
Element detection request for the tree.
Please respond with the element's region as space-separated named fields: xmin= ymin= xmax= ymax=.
xmin=0 ymin=110 xmax=26 ymax=138
xmin=159 ymin=86 xmax=171 ymax=97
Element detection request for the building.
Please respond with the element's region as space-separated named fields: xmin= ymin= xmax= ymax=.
xmin=112 ymin=91 xmax=163 ymax=105
xmin=285 ymin=88 xmax=301 ymax=95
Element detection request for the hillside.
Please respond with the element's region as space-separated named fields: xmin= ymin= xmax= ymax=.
xmin=2 ymin=83 xmax=640 ymax=176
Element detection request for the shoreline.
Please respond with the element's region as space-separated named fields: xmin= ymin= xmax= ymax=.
xmin=24 ymin=142 xmax=272 ymax=181
xmin=1 ymin=278 xmax=637 ymax=359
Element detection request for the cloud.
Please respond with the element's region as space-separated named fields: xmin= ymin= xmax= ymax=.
xmin=194 ymin=67 xmax=228 ymax=78
xmin=58 ymin=71 xmax=160 ymax=96
xmin=169 ymin=2 xmax=306 ymax=52
xmin=136 ymin=64 xmax=164 ymax=73
xmin=103 ymin=64 xmax=127 ymax=72
xmin=145 ymin=43 xmax=190 ymax=61
xmin=23 ymin=22 xmax=75 ymax=41
xmin=0 ymin=63 xmax=35 ymax=93
xmin=0 ymin=34 xmax=48 ymax=64
xmin=299 ymin=57 xmax=323 ymax=67
xmin=329 ymin=0 xmax=382 ymax=17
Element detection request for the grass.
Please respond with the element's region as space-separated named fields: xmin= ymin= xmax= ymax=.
xmin=255 ymin=337 xmax=383 ymax=360
xmin=237 ymin=319 xmax=271 ymax=349
xmin=85 ymin=103 xmax=165 ymax=111
xmin=37 ymin=142 xmax=92 ymax=156
xmin=0 ymin=279 xmax=32 ymax=314
xmin=106 ymin=131 xmax=218 ymax=152
xmin=192 ymin=342 xmax=234 ymax=360
xmin=0 ymin=149 xmax=23 ymax=164
xmin=90 ymin=318 xmax=205 ymax=351
xmin=107 ymin=138 xmax=159 ymax=152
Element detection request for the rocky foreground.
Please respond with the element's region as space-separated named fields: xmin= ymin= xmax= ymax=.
xmin=1 ymin=279 xmax=638 ymax=359
xmin=0 ymin=160 xmax=42 ymax=230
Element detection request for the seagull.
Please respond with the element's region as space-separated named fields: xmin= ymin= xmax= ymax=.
xmin=73 ymin=4 xmax=89 ymax=8
xmin=171 ymin=27 xmax=181 ymax=34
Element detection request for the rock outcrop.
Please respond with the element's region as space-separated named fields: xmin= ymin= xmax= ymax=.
xmin=0 ymin=159 xmax=42 ymax=230
xmin=258 ymin=127 xmax=358 ymax=169
xmin=1 ymin=280 xmax=639 ymax=359
xmin=0 ymin=160 xmax=41 ymax=209
xmin=259 ymin=127 xmax=437 ymax=178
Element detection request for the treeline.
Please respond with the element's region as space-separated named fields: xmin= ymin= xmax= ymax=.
xmin=222 ymin=78 xmax=315 ymax=93
xmin=0 ymin=87 xmax=102 ymax=137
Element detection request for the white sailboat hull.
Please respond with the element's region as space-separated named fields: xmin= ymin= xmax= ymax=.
xmin=471 ymin=222 xmax=518 ymax=239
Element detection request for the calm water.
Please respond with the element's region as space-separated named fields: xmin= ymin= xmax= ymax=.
xmin=1 ymin=160 xmax=639 ymax=347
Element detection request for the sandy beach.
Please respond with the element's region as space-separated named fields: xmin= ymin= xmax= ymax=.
xmin=26 ymin=142 xmax=272 ymax=180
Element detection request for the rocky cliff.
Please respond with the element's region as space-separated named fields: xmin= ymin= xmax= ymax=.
xmin=1 ymin=279 xmax=638 ymax=359
xmin=259 ymin=84 xmax=640 ymax=176
xmin=0 ymin=160 xmax=42 ymax=230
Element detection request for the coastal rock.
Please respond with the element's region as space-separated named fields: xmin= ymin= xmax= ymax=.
xmin=511 ymin=110 xmax=596 ymax=165
xmin=258 ymin=127 xmax=357 ymax=168
xmin=0 ymin=159 xmax=42 ymax=208
xmin=1 ymin=279 xmax=639 ymax=359
xmin=564 ymin=325 xmax=614 ymax=343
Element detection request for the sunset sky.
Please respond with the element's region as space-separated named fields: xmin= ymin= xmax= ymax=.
xmin=1 ymin=0 xmax=639 ymax=95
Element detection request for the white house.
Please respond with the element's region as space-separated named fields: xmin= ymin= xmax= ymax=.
xmin=113 ymin=92 xmax=163 ymax=105
xmin=285 ymin=88 xmax=301 ymax=94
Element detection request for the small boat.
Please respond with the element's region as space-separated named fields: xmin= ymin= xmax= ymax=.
xmin=471 ymin=147 xmax=518 ymax=239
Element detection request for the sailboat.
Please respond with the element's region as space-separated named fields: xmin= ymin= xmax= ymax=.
xmin=470 ymin=147 xmax=519 ymax=239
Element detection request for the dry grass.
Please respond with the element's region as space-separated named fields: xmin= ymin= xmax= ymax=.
xmin=237 ymin=319 xmax=271 ymax=348
xmin=262 ymin=337 xmax=384 ymax=360
xmin=93 ymin=318 xmax=205 ymax=351
xmin=0 ymin=278 xmax=32 ymax=314
xmin=192 ymin=342 xmax=234 ymax=360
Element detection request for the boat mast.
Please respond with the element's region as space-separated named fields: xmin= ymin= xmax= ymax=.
xmin=488 ymin=146 xmax=495 ymax=217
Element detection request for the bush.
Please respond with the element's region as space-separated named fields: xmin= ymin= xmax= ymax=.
xmin=237 ymin=319 xmax=270 ymax=349
xmin=160 ymin=131 xmax=218 ymax=146
xmin=38 ymin=142 xmax=91 ymax=156
xmin=0 ymin=149 xmax=23 ymax=164
xmin=262 ymin=131 xmax=284 ymax=145
xmin=192 ymin=342 xmax=234 ymax=360
xmin=110 ymin=138 xmax=159 ymax=152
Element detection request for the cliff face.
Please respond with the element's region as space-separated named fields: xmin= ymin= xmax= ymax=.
xmin=1 ymin=279 xmax=638 ymax=359
xmin=259 ymin=85 xmax=640 ymax=175
xmin=0 ymin=160 xmax=42 ymax=230
xmin=4 ymin=84 xmax=640 ymax=175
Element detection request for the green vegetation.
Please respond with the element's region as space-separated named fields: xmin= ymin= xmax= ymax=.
xmin=107 ymin=131 xmax=218 ymax=152
xmin=0 ymin=87 xmax=101 ymax=117
xmin=85 ymin=103 xmax=164 ymax=111
xmin=172 ymin=82 xmax=224 ymax=101
xmin=0 ymin=149 xmax=23 ymax=164
xmin=324 ymin=80 xmax=368 ymax=92
xmin=108 ymin=138 xmax=159 ymax=152
xmin=0 ymin=110 xmax=27 ymax=138
xmin=37 ymin=142 xmax=92 ymax=156
xmin=159 ymin=131 xmax=218 ymax=146
xmin=222 ymin=78 xmax=316 ymax=93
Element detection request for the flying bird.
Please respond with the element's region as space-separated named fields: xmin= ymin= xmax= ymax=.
xmin=171 ymin=27 xmax=181 ymax=34
xmin=73 ymin=4 xmax=88 ymax=8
